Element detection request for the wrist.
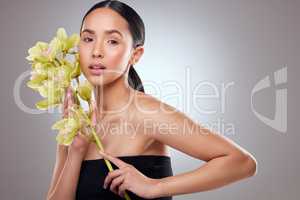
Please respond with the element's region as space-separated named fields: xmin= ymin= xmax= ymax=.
xmin=67 ymin=148 xmax=85 ymax=162
xmin=150 ymin=178 xmax=168 ymax=199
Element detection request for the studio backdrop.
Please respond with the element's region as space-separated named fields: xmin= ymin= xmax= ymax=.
xmin=0 ymin=0 xmax=298 ymax=199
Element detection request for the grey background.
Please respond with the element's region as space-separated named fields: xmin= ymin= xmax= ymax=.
xmin=1 ymin=0 xmax=299 ymax=199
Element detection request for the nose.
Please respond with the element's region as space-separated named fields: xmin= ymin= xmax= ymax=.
xmin=92 ymin=42 xmax=104 ymax=58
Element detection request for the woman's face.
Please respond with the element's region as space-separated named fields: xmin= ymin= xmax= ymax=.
xmin=79 ymin=8 xmax=134 ymax=86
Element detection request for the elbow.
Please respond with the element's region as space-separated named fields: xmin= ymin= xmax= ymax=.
xmin=46 ymin=191 xmax=52 ymax=200
xmin=239 ymin=154 xmax=258 ymax=177
xmin=46 ymin=192 xmax=56 ymax=200
xmin=247 ymin=155 xmax=258 ymax=177
xmin=230 ymin=152 xmax=257 ymax=178
xmin=46 ymin=193 xmax=72 ymax=200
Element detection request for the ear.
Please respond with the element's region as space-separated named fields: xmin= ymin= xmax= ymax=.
xmin=130 ymin=46 xmax=144 ymax=65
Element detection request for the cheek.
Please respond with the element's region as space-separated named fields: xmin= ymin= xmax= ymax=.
xmin=106 ymin=47 xmax=130 ymax=68
xmin=79 ymin=45 xmax=90 ymax=65
xmin=78 ymin=45 xmax=91 ymax=76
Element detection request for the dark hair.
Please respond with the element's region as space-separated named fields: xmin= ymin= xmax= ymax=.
xmin=80 ymin=0 xmax=145 ymax=93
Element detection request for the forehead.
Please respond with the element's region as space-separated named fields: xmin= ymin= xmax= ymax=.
xmin=82 ymin=8 xmax=130 ymax=36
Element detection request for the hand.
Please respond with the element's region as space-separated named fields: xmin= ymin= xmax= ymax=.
xmin=68 ymin=133 xmax=91 ymax=159
xmin=67 ymin=98 xmax=98 ymax=160
xmin=63 ymin=87 xmax=74 ymax=118
xmin=100 ymin=151 xmax=161 ymax=199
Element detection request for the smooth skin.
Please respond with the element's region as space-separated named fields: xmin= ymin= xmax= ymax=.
xmin=47 ymin=8 xmax=257 ymax=200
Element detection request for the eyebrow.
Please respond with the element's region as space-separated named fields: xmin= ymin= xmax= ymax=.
xmin=81 ymin=28 xmax=123 ymax=38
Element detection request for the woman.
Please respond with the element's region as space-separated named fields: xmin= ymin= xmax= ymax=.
xmin=46 ymin=1 xmax=257 ymax=199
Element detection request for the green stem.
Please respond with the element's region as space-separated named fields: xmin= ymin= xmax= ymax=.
xmin=84 ymin=107 xmax=131 ymax=200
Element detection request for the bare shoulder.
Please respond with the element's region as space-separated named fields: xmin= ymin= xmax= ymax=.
xmin=132 ymin=90 xmax=189 ymax=125
xmin=130 ymin=91 xmax=256 ymax=166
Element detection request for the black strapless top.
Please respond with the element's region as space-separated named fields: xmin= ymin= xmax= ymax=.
xmin=76 ymin=155 xmax=173 ymax=200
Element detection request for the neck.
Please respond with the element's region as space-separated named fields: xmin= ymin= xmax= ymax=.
xmin=94 ymin=75 xmax=134 ymax=120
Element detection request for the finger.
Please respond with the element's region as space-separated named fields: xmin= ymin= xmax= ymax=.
xmin=63 ymin=87 xmax=72 ymax=117
xmin=63 ymin=103 xmax=67 ymax=118
xmin=67 ymin=87 xmax=74 ymax=107
xmin=67 ymin=88 xmax=75 ymax=118
xmin=118 ymin=182 xmax=127 ymax=198
xmin=109 ymin=175 xmax=125 ymax=194
xmin=103 ymin=169 xmax=124 ymax=189
xmin=98 ymin=151 xmax=128 ymax=169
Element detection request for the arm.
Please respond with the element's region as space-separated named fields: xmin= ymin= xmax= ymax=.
xmin=46 ymin=87 xmax=72 ymax=198
xmin=46 ymin=144 xmax=68 ymax=198
xmin=47 ymin=134 xmax=90 ymax=200
xmin=156 ymin=151 xmax=256 ymax=197
xmin=144 ymin=101 xmax=257 ymax=198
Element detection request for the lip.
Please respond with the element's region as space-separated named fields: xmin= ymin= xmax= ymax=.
xmin=89 ymin=64 xmax=106 ymax=76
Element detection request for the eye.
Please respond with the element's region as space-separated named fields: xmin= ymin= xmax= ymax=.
xmin=82 ymin=37 xmax=93 ymax=43
xmin=107 ymin=40 xmax=119 ymax=45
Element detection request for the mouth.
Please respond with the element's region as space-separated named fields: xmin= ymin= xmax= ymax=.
xmin=88 ymin=63 xmax=106 ymax=75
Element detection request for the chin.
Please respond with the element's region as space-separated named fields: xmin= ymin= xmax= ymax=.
xmin=86 ymin=75 xmax=106 ymax=86
xmin=86 ymin=74 xmax=121 ymax=87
